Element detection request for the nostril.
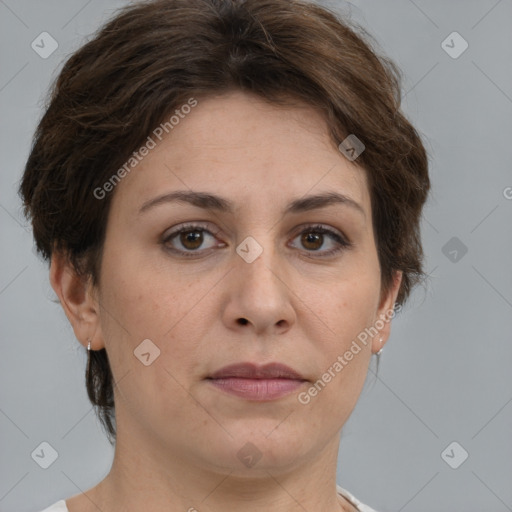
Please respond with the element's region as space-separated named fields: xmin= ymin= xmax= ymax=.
xmin=237 ymin=318 xmax=249 ymax=325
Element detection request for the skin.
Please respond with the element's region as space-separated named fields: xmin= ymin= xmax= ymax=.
xmin=50 ymin=90 xmax=402 ymax=512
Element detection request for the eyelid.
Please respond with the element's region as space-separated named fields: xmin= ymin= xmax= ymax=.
xmin=162 ymin=221 xmax=221 ymax=239
xmin=290 ymin=222 xmax=347 ymax=241
xmin=162 ymin=222 xmax=223 ymax=251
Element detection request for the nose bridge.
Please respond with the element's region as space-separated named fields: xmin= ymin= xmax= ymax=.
xmin=226 ymin=230 xmax=295 ymax=333
xmin=236 ymin=232 xmax=283 ymax=297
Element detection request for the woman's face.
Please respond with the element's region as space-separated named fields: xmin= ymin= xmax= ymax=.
xmin=83 ymin=90 xmax=400 ymax=474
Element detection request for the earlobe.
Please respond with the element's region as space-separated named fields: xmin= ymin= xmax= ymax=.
xmin=49 ymin=251 xmax=103 ymax=350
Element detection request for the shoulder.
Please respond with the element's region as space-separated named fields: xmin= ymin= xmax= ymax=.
xmin=36 ymin=499 xmax=69 ymax=512
xmin=337 ymin=485 xmax=380 ymax=512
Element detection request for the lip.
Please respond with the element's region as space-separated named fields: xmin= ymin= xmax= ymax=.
xmin=206 ymin=362 xmax=308 ymax=401
xmin=209 ymin=362 xmax=305 ymax=380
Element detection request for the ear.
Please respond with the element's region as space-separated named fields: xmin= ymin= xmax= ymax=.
xmin=371 ymin=270 xmax=402 ymax=355
xmin=49 ymin=251 xmax=104 ymax=351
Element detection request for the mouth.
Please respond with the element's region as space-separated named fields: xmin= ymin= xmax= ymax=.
xmin=206 ymin=362 xmax=308 ymax=401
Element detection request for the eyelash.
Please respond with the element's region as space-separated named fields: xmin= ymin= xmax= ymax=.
xmin=162 ymin=223 xmax=352 ymax=259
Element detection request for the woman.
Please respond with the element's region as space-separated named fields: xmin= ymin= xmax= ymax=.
xmin=20 ymin=0 xmax=430 ymax=510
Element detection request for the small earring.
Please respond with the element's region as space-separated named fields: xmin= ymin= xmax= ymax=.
xmin=376 ymin=337 xmax=384 ymax=356
xmin=87 ymin=339 xmax=91 ymax=351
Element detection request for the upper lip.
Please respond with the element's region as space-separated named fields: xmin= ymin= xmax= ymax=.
xmin=208 ymin=362 xmax=306 ymax=380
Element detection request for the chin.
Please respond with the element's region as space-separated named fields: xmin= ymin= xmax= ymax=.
xmin=192 ymin=423 xmax=316 ymax=475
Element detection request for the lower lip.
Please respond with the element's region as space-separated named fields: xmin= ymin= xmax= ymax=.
xmin=207 ymin=378 xmax=306 ymax=401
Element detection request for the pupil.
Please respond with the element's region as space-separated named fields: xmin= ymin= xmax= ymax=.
xmin=302 ymin=232 xmax=322 ymax=250
xmin=181 ymin=230 xmax=202 ymax=249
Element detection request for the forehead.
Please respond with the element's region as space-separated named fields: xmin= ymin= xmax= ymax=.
xmin=110 ymin=90 xmax=370 ymax=217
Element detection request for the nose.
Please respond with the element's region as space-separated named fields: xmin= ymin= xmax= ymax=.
xmin=221 ymin=239 xmax=296 ymax=337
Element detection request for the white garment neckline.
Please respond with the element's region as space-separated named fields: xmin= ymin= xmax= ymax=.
xmin=42 ymin=486 xmax=377 ymax=512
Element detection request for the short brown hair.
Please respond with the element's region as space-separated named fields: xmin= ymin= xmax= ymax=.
xmin=19 ymin=0 xmax=430 ymax=444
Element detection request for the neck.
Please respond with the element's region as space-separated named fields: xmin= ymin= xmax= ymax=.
xmin=89 ymin=419 xmax=352 ymax=512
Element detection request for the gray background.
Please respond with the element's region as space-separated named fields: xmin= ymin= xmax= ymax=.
xmin=1 ymin=1 xmax=511 ymax=511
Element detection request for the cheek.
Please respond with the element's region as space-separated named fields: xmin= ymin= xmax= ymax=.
xmin=298 ymin=285 xmax=376 ymax=429
xmin=99 ymin=243 xmax=199 ymax=337
xmin=306 ymin=269 xmax=379 ymax=392
xmin=313 ymin=267 xmax=380 ymax=340
xmin=96 ymin=263 xmax=207 ymax=428
xmin=97 ymin=249 xmax=216 ymax=389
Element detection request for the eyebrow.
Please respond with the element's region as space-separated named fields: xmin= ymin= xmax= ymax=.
xmin=138 ymin=190 xmax=365 ymax=218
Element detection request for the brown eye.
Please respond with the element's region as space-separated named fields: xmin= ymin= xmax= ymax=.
xmin=179 ymin=230 xmax=203 ymax=250
xmin=163 ymin=224 xmax=220 ymax=256
xmin=301 ymin=231 xmax=323 ymax=251
xmin=290 ymin=225 xmax=351 ymax=257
